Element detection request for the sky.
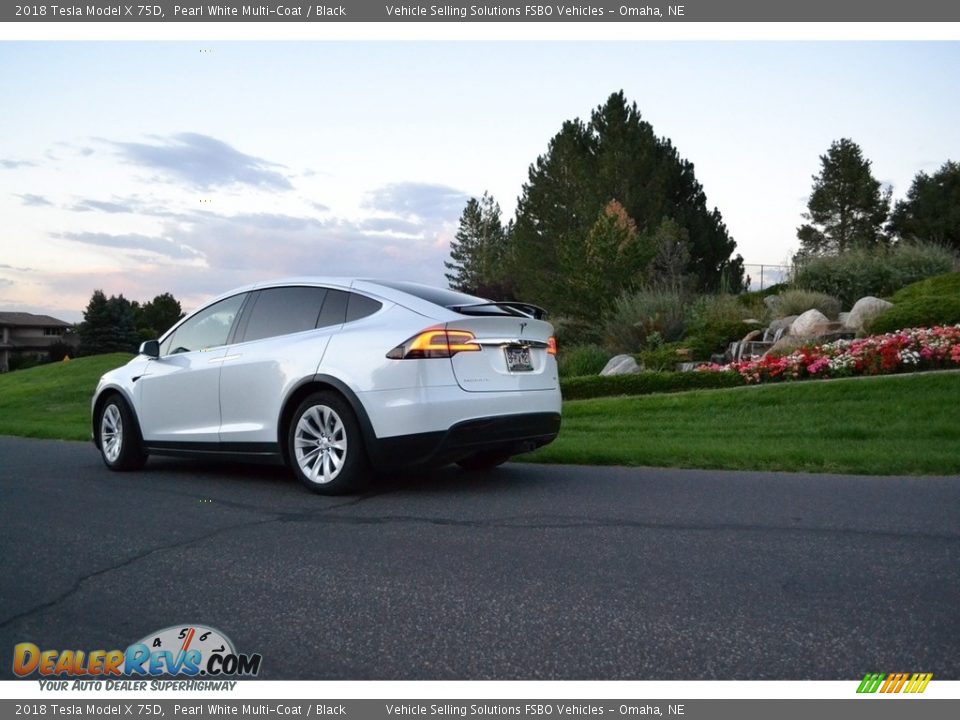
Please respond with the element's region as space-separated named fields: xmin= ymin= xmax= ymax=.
xmin=1 ymin=41 xmax=958 ymax=322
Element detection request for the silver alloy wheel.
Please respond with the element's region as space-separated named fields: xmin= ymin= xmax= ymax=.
xmin=294 ymin=404 xmax=347 ymax=484
xmin=101 ymin=404 xmax=123 ymax=463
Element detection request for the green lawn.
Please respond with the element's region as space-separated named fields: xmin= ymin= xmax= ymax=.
xmin=2 ymin=354 xmax=959 ymax=475
xmin=0 ymin=353 xmax=131 ymax=441
xmin=524 ymin=371 xmax=960 ymax=476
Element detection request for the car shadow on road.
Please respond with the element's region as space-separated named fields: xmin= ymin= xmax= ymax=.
xmin=138 ymin=455 xmax=540 ymax=498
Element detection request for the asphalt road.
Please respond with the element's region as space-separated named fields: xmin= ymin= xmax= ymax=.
xmin=1 ymin=436 xmax=958 ymax=680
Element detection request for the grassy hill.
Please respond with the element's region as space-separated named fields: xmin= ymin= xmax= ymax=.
xmin=525 ymin=371 xmax=960 ymax=476
xmin=1 ymin=353 xmax=958 ymax=475
xmin=0 ymin=353 xmax=131 ymax=441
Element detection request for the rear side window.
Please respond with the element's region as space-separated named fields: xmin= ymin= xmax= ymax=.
xmin=345 ymin=292 xmax=382 ymax=323
xmin=241 ymin=287 xmax=328 ymax=343
xmin=317 ymin=289 xmax=349 ymax=328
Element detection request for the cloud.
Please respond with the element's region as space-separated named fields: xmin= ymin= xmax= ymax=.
xmin=57 ymin=231 xmax=203 ymax=260
xmin=16 ymin=193 xmax=53 ymax=207
xmin=364 ymin=182 xmax=469 ymax=221
xmin=161 ymin=209 xmax=450 ymax=286
xmin=109 ymin=133 xmax=293 ymax=191
xmin=360 ymin=217 xmax=425 ymax=236
xmin=0 ymin=159 xmax=35 ymax=169
xmin=71 ymin=198 xmax=137 ymax=214
xmin=0 ymin=278 xmax=12 ymax=288
xmin=0 ymin=263 xmax=36 ymax=272
xmin=67 ymin=195 xmax=189 ymax=220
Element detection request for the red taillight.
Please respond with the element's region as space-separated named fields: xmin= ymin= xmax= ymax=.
xmin=547 ymin=336 xmax=557 ymax=356
xmin=386 ymin=327 xmax=480 ymax=359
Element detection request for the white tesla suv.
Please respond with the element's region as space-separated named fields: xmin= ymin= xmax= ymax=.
xmin=92 ymin=279 xmax=561 ymax=494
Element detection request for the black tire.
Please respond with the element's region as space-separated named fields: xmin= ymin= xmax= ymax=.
xmin=287 ymin=391 xmax=369 ymax=495
xmin=96 ymin=394 xmax=148 ymax=471
xmin=457 ymin=449 xmax=513 ymax=472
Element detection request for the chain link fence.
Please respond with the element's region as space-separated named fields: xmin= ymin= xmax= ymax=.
xmin=742 ymin=263 xmax=792 ymax=292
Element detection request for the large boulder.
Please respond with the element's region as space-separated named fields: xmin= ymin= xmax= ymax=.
xmin=599 ymin=354 xmax=641 ymax=376
xmin=846 ymin=296 xmax=894 ymax=333
xmin=768 ymin=315 xmax=798 ymax=338
xmin=790 ymin=309 xmax=830 ymax=338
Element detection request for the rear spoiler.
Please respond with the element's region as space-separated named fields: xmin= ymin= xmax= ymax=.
xmin=448 ymin=301 xmax=548 ymax=320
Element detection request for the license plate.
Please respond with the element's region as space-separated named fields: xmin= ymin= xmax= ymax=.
xmin=504 ymin=346 xmax=533 ymax=372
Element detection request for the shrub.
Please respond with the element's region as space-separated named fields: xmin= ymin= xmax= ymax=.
xmin=638 ymin=342 xmax=690 ymax=371
xmin=561 ymin=369 xmax=744 ymax=400
xmin=867 ymin=296 xmax=960 ymax=334
xmin=600 ymin=287 xmax=689 ymax=353
xmin=891 ymin=272 xmax=960 ymax=303
xmin=793 ymin=242 xmax=958 ymax=308
xmin=47 ymin=341 xmax=73 ymax=362
xmin=768 ymin=289 xmax=842 ymax=319
xmin=735 ymin=291 xmax=771 ymax=318
xmin=557 ymin=344 xmax=610 ymax=377
xmin=6 ymin=354 xmax=42 ymax=372
xmin=684 ymin=294 xmax=761 ymax=360
xmin=550 ymin=316 xmax=603 ymax=347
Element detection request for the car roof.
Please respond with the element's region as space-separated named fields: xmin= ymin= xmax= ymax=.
xmin=195 ymin=277 xmax=481 ymax=321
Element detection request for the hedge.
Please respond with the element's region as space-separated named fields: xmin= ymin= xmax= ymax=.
xmin=867 ymin=296 xmax=960 ymax=335
xmin=890 ymin=272 xmax=960 ymax=303
xmin=560 ymin=370 xmax=744 ymax=401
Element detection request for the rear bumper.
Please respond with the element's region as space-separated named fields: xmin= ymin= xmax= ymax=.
xmin=368 ymin=412 xmax=561 ymax=471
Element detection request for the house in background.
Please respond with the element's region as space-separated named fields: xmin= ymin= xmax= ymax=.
xmin=0 ymin=312 xmax=76 ymax=372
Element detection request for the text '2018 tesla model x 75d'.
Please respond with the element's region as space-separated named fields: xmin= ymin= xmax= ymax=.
xmin=92 ymin=279 xmax=562 ymax=494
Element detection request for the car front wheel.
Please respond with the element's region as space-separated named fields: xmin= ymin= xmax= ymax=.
xmin=97 ymin=395 xmax=148 ymax=471
xmin=288 ymin=392 xmax=368 ymax=495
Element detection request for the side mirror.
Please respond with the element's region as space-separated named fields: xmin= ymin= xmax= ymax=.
xmin=139 ymin=340 xmax=160 ymax=358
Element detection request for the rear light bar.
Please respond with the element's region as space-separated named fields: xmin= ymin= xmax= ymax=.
xmin=547 ymin=336 xmax=557 ymax=356
xmin=386 ymin=328 xmax=480 ymax=360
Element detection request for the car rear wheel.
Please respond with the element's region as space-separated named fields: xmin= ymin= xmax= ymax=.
xmin=456 ymin=449 xmax=513 ymax=472
xmin=97 ymin=395 xmax=148 ymax=471
xmin=288 ymin=391 xmax=369 ymax=495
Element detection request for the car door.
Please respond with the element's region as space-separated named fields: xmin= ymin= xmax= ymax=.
xmin=218 ymin=286 xmax=348 ymax=446
xmin=136 ymin=293 xmax=247 ymax=444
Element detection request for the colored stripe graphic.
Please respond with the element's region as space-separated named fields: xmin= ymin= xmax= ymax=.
xmin=905 ymin=673 xmax=933 ymax=693
xmin=857 ymin=672 xmax=932 ymax=694
xmin=857 ymin=673 xmax=885 ymax=693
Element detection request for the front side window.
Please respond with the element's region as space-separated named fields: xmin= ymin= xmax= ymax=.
xmin=163 ymin=294 xmax=246 ymax=355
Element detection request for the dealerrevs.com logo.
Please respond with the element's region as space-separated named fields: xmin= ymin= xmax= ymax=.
xmin=857 ymin=672 xmax=933 ymax=694
xmin=13 ymin=625 xmax=262 ymax=684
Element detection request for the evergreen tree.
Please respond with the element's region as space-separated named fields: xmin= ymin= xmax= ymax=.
xmin=444 ymin=192 xmax=509 ymax=296
xmin=79 ymin=290 xmax=111 ymax=356
xmin=510 ymin=91 xmax=742 ymax=317
xmin=79 ymin=290 xmax=141 ymax=355
xmin=136 ymin=292 xmax=184 ymax=339
xmin=888 ymin=160 xmax=960 ymax=251
xmin=796 ymin=138 xmax=892 ymax=257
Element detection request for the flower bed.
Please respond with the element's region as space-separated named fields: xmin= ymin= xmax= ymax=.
xmin=697 ymin=324 xmax=960 ymax=384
